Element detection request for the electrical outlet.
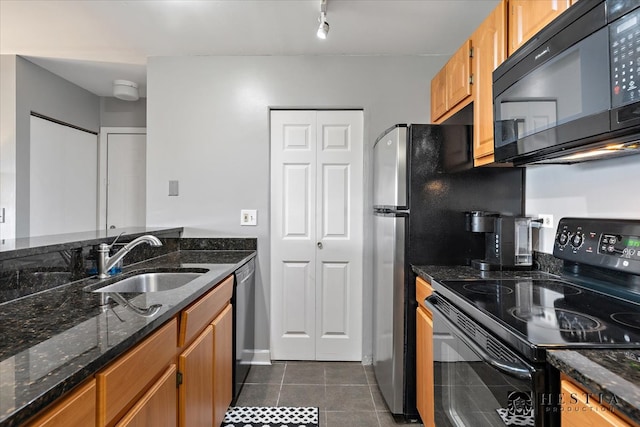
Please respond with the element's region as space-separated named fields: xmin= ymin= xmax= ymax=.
xmin=240 ymin=209 xmax=257 ymax=226
xmin=538 ymin=214 xmax=554 ymax=229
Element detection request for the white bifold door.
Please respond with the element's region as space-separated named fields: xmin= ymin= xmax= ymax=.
xmin=270 ymin=110 xmax=363 ymax=361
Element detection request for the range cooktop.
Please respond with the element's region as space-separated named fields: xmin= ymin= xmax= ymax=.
xmin=439 ymin=278 xmax=640 ymax=347
xmin=433 ymin=218 xmax=640 ymax=362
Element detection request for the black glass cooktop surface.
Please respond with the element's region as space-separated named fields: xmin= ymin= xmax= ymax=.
xmin=437 ymin=278 xmax=640 ymax=348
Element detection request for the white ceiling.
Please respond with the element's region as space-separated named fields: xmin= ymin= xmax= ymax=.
xmin=0 ymin=0 xmax=500 ymax=98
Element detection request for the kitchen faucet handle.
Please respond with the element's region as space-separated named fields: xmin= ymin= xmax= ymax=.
xmin=107 ymin=232 xmax=125 ymax=249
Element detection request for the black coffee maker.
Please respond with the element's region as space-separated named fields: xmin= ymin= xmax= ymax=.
xmin=466 ymin=211 xmax=533 ymax=271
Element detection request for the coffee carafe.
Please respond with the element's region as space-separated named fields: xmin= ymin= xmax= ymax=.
xmin=465 ymin=211 xmax=533 ymax=271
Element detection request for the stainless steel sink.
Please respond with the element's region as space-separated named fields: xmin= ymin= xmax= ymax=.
xmin=92 ymin=272 xmax=203 ymax=293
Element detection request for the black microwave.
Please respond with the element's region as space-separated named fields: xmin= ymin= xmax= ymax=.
xmin=493 ymin=0 xmax=640 ymax=165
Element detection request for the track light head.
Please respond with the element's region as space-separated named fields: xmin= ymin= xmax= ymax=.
xmin=317 ymin=12 xmax=329 ymax=39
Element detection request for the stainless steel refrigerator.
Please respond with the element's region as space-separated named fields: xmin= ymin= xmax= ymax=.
xmin=372 ymin=124 xmax=524 ymax=419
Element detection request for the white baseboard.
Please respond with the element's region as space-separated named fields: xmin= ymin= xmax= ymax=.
xmin=249 ymin=349 xmax=272 ymax=365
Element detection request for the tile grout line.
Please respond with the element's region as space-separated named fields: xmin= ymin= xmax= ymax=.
xmin=276 ymin=361 xmax=286 ymax=407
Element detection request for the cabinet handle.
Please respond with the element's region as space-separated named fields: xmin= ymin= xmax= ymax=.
xmin=317 ymin=242 xmax=323 ymax=249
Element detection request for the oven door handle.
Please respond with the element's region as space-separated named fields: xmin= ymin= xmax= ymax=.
xmin=425 ymin=296 xmax=533 ymax=381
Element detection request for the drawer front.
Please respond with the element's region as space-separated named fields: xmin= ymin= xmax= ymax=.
xmin=115 ymin=364 xmax=177 ymax=427
xmin=26 ymin=379 xmax=96 ymax=427
xmin=178 ymin=275 xmax=233 ymax=347
xmin=97 ymin=318 xmax=177 ymax=426
xmin=416 ymin=276 xmax=433 ymax=308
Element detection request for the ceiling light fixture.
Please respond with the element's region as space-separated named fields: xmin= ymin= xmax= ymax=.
xmin=113 ymin=79 xmax=139 ymax=101
xmin=317 ymin=0 xmax=329 ymax=39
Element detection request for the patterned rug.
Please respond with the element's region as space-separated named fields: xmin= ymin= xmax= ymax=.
xmin=222 ymin=406 xmax=319 ymax=427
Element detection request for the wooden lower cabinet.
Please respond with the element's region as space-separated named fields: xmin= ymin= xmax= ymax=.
xmin=213 ymin=304 xmax=233 ymax=427
xmin=179 ymin=325 xmax=215 ymax=427
xmin=178 ymin=303 xmax=234 ymax=427
xmin=561 ymin=375 xmax=634 ymax=427
xmin=415 ymin=277 xmax=434 ymax=427
xmin=116 ymin=365 xmax=178 ymax=427
xmin=26 ymin=379 xmax=96 ymax=427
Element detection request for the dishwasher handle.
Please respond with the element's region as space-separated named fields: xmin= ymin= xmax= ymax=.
xmin=236 ymin=259 xmax=255 ymax=284
xmin=425 ymin=295 xmax=533 ymax=381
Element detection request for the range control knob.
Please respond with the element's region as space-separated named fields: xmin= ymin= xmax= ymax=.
xmin=556 ymin=231 xmax=569 ymax=246
xmin=570 ymin=232 xmax=584 ymax=249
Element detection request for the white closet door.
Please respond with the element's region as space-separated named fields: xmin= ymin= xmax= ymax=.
xmin=106 ymin=133 xmax=146 ymax=229
xmin=315 ymin=111 xmax=363 ymax=360
xmin=30 ymin=116 xmax=98 ymax=236
xmin=271 ymin=111 xmax=318 ymax=360
xmin=270 ymin=110 xmax=363 ymax=361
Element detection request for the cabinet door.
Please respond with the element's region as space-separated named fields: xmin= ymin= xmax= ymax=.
xmin=430 ymin=68 xmax=448 ymax=122
xmin=472 ymin=0 xmax=507 ymax=165
xmin=213 ymin=304 xmax=233 ymax=427
xmin=116 ymin=365 xmax=177 ymax=427
xmin=416 ymin=306 xmax=434 ymax=427
xmin=26 ymin=380 xmax=96 ymax=427
xmin=446 ymin=40 xmax=472 ymax=111
xmin=560 ymin=377 xmax=631 ymax=427
xmin=509 ymin=0 xmax=572 ymax=55
xmin=179 ymin=325 xmax=214 ymax=427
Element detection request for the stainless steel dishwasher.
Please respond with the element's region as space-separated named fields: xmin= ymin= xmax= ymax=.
xmin=232 ymin=258 xmax=255 ymax=402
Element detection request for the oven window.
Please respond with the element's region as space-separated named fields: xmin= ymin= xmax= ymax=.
xmin=494 ymin=27 xmax=610 ymax=148
xmin=434 ymin=335 xmax=535 ymax=427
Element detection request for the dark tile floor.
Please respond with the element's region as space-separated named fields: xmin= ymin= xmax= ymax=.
xmin=233 ymin=361 xmax=422 ymax=427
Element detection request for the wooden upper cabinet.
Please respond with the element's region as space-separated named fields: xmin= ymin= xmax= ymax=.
xmin=472 ymin=0 xmax=507 ymax=166
xmin=431 ymin=40 xmax=472 ymax=123
xmin=508 ymin=0 xmax=573 ymax=55
xmin=430 ymin=69 xmax=447 ymax=123
xmin=446 ymin=40 xmax=472 ymax=110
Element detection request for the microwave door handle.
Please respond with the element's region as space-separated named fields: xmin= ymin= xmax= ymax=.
xmin=425 ymin=297 xmax=533 ymax=381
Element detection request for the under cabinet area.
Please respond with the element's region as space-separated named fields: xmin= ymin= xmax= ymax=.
xmin=415 ymin=277 xmax=435 ymax=427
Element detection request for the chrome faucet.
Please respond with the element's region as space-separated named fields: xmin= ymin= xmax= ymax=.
xmin=96 ymin=235 xmax=162 ymax=279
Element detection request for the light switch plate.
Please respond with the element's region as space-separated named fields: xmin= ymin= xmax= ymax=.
xmin=241 ymin=209 xmax=257 ymax=226
xmin=169 ymin=180 xmax=179 ymax=196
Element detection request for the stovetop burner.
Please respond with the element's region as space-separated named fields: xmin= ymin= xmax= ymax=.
xmin=611 ymin=312 xmax=640 ymax=330
xmin=508 ymin=306 xmax=603 ymax=333
xmin=462 ymin=283 xmax=513 ymax=295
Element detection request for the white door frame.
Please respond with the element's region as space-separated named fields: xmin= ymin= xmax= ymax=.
xmin=98 ymin=127 xmax=146 ymax=230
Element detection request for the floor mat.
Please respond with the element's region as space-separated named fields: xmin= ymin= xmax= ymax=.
xmin=222 ymin=406 xmax=319 ymax=427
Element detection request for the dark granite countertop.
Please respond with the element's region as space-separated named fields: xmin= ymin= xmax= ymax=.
xmin=548 ymin=349 xmax=640 ymax=424
xmin=0 ymin=249 xmax=255 ymax=427
xmin=412 ymin=264 xmax=557 ymax=284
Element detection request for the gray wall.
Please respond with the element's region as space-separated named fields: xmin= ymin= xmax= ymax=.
xmin=0 ymin=55 xmax=148 ymax=239
xmin=100 ymin=97 xmax=146 ymax=128
xmin=146 ymin=54 xmax=446 ymax=361
xmin=7 ymin=56 xmax=102 ymax=238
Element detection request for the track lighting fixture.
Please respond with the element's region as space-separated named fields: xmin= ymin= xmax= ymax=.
xmin=317 ymin=0 xmax=329 ymax=39
xmin=317 ymin=12 xmax=329 ymax=39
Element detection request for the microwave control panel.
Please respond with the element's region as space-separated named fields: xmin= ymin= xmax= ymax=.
xmin=554 ymin=218 xmax=640 ymax=275
xmin=610 ymin=5 xmax=640 ymax=107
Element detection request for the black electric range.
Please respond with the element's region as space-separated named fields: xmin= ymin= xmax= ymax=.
xmin=426 ymin=218 xmax=640 ymax=427
xmin=435 ymin=276 xmax=640 ymax=362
